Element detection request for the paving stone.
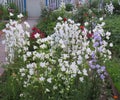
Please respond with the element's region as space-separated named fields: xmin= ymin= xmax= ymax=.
xmin=0 ymin=67 xmax=4 ymax=77
xmin=0 ymin=34 xmax=5 ymax=76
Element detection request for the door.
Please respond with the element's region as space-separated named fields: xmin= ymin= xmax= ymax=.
xmin=26 ymin=0 xmax=41 ymax=18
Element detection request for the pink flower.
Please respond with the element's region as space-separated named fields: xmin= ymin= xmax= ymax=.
xmin=63 ymin=18 xmax=67 ymax=22
xmin=30 ymin=27 xmax=46 ymax=39
xmin=80 ymin=25 xmax=84 ymax=30
xmin=87 ymin=33 xmax=93 ymax=38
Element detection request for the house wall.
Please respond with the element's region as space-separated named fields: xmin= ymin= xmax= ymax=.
xmin=26 ymin=0 xmax=45 ymax=18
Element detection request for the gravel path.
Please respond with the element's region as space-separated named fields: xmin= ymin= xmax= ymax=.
xmin=0 ymin=34 xmax=5 ymax=76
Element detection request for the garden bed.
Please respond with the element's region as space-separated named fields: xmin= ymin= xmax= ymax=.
xmin=1 ymin=1 xmax=120 ymax=100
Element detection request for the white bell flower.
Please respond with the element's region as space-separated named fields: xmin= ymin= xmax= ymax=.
xmin=17 ymin=13 xmax=23 ymax=18
xmin=47 ymin=78 xmax=52 ymax=83
xmin=10 ymin=12 xmax=14 ymax=16
xmin=83 ymin=69 xmax=88 ymax=76
xmin=109 ymin=43 xmax=113 ymax=47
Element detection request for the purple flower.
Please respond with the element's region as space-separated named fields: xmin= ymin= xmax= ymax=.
xmin=100 ymin=41 xmax=103 ymax=45
xmin=98 ymin=47 xmax=102 ymax=52
xmin=100 ymin=74 xmax=105 ymax=80
xmin=95 ymin=36 xmax=101 ymax=41
xmin=104 ymin=72 xmax=108 ymax=76
xmin=91 ymin=52 xmax=95 ymax=59
xmin=97 ymin=69 xmax=101 ymax=74
xmin=89 ymin=60 xmax=93 ymax=65
xmin=93 ymin=42 xmax=99 ymax=47
xmin=90 ymin=65 xmax=96 ymax=69
xmin=101 ymin=66 xmax=106 ymax=71
xmin=94 ymin=33 xmax=101 ymax=40
xmin=89 ymin=59 xmax=97 ymax=66
xmin=96 ymin=64 xmax=100 ymax=68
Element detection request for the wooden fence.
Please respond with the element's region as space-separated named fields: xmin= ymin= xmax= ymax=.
xmin=7 ymin=0 xmax=26 ymax=13
xmin=46 ymin=0 xmax=72 ymax=8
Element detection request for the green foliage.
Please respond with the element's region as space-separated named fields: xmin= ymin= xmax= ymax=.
xmin=1 ymin=2 xmax=120 ymax=99
xmin=73 ymin=6 xmax=100 ymax=25
xmin=0 ymin=5 xmax=9 ymax=20
xmin=0 ymin=56 xmax=25 ymax=100
xmin=1 ymin=64 xmax=104 ymax=100
xmin=36 ymin=18 xmax=56 ymax=36
xmin=91 ymin=0 xmax=99 ymax=8
xmin=65 ymin=3 xmax=73 ymax=11
xmin=37 ymin=8 xmax=73 ymax=36
xmin=91 ymin=0 xmax=120 ymax=15
xmin=0 ymin=22 xmax=5 ymax=30
xmin=37 ymin=8 xmax=57 ymax=36
xmin=104 ymin=15 xmax=120 ymax=58
xmin=114 ymin=83 xmax=120 ymax=93
xmin=112 ymin=0 xmax=120 ymax=14
xmin=0 ymin=3 xmax=24 ymax=20
xmin=8 ymin=3 xmax=19 ymax=20
xmin=41 ymin=8 xmax=52 ymax=19
xmin=105 ymin=58 xmax=120 ymax=93
xmin=0 ymin=5 xmax=3 ymax=19
xmin=73 ymin=6 xmax=88 ymax=24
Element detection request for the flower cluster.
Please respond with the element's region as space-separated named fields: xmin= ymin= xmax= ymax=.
xmin=51 ymin=17 xmax=90 ymax=77
xmin=18 ymin=17 xmax=92 ymax=97
xmin=105 ymin=1 xmax=114 ymax=14
xmin=30 ymin=27 xmax=45 ymax=39
xmin=3 ymin=14 xmax=113 ymax=99
xmin=16 ymin=17 xmax=113 ymax=99
xmin=2 ymin=13 xmax=30 ymax=63
xmin=88 ymin=18 xmax=113 ymax=79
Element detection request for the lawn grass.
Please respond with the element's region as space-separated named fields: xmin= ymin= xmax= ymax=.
xmin=104 ymin=14 xmax=120 ymax=93
xmin=104 ymin=15 xmax=120 ymax=57
xmin=105 ymin=57 xmax=120 ymax=93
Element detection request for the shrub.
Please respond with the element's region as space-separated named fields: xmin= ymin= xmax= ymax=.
xmin=37 ymin=5 xmax=73 ymax=36
xmin=91 ymin=0 xmax=99 ymax=8
xmin=36 ymin=18 xmax=56 ymax=36
xmin=8 ymin=3 xmax=19 ymax=19
xmin=0 ymin=22 xmax=5 ymax=30
xmin=73 ymin=6 xmax=89 ymax=24
xmin=40 ymin=7 xmax=52 ymax=19
xmin=0 ymin=5 xmax=9 ymax=20
xmin=113 ymin=0 xmax=120 ymax=14
xmin=0 ymin=3 xmax=25 ymax=20
xmin=72 ymin=6 xmax=102 ymax=25
xmin=104 ymin=0 xmax=120 ymax=14
xmin=65 ymin=3 xmax=73 ymax=11
xmin=0 ymin=5 xmax=3 ymax=19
